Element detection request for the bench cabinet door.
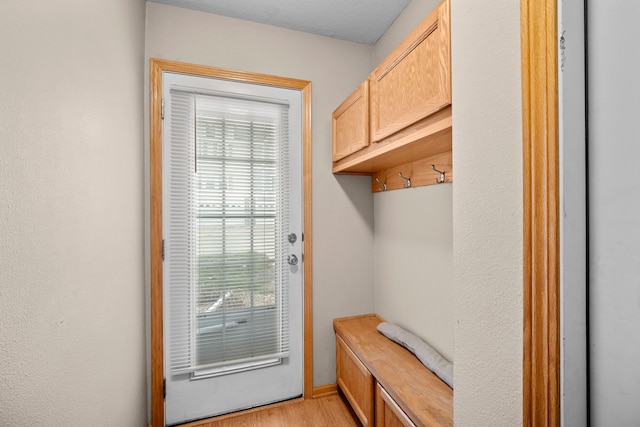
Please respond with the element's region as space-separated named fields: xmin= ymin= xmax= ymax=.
xmin=376 ymin=383 xmax=417 ymax=427
xmin=336 ymin=335 xmax=375 ymax=426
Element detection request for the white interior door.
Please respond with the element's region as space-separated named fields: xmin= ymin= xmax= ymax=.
xmin=587 ymin=1 xmax=640 ymax=425
xmin=162 ymin=72 xmax=303 ymax=426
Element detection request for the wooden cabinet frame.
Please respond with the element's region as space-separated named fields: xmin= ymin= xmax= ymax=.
xmin=369 ymin=0 xmax=450 ymax=143
xmin=331 ymin=0 xmax=452 ymax=192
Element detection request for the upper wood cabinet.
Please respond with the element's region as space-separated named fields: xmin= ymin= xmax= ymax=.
xmin=331 ymin=0 xmax=452 ymax=191
xmin=369 ymin=0 xmax=450 ymax=143
xmin=333 ymin=81 xmax=369 ymax=162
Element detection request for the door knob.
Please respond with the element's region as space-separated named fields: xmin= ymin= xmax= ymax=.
xmin=287 ymin=254 xmax=298 ymax=266
xmin=288 ymin=233 xmax=297 ymax=244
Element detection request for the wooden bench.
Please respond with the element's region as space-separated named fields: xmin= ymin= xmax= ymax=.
xmin=333 ymin=314 xmax=453 ymax=427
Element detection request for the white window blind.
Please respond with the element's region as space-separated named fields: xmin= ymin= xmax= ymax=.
xmin=166 ymin=86 xmax=291 ymax=375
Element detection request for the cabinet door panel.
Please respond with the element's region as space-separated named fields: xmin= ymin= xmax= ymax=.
xmin=376 ymin=383 xmax=417 ymax=427
xmin=336 ymin=335 xmax=375 ymax=426
xmin=370 ymin=0 xmax=450 ymax=143
xmin=332 ymin=81 xmax=370 ymax=161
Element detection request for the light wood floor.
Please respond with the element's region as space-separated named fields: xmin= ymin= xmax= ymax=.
xmin=177 ymin=393 xmax=361 ymax=427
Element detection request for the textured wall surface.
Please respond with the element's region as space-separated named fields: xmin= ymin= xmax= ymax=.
xmin=0 ymin=0 xmax=147 ymax=425
xmin=451 ymin=0 xmax=523 ymax=425
xmin=373 ymin=185 xmax=454 ymax=361
xmin=144 ymin=3 xmax=376 ymax=387
xmin=0 ymin=0 xmax=529 ymax=422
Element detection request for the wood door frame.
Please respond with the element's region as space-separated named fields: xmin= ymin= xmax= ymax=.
xmin=150 ymin=58 xmax=313 ymax=427
xmin=521 ymin=1 xmax=560 ymax=426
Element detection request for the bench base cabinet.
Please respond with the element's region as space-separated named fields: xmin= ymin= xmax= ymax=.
xmin=336 ymin=335 xmax=375 ymax=426
xmin=334 ymin=314 xmax=453 ymax=427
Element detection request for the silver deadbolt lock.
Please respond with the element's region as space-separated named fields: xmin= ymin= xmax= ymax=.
xmin=287 ymin=254 xmax=298 ymax=266
xmin=287 ymin=233 xmax=297 ymax=244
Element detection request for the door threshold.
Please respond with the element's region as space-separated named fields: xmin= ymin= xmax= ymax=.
xmin=176 ymin=396 xmax=305 ymax=427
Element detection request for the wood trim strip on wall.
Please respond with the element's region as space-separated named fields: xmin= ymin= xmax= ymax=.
xmin=312 ymin=384 xmax=338 ymax=399
xmin=301 ymin=81 xmax=314 ymax=400
xmin=149 ymin=58 xmax=313 ymax=427
xmin=150 ymin=59 xmax=164 ymax=427
xmin=521 ymin=1 xmax=560 ymax=426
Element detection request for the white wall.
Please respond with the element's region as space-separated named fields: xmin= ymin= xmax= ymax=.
xmin=373 ymin=0 xmax=441 ymax=63
xmin=0 ymin=0 xmax=530 ymax=423
xmin=373 ymin=186 xmax=454 ymax=361
xmin=0 ymin=0 xmax=147 ymax=425
xmin=588 ymin=2 xmax=640 ymax=424
xmin=144 ymin=2 xmax=376 ymax=387
xmin=373 ymin=2 xmax=525 ymax=423
xmin=451 ymin=1 xmax=523 ymax=425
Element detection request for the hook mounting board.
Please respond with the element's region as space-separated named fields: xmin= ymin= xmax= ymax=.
xmin=371 ymin=151 xmax=452 ymax=193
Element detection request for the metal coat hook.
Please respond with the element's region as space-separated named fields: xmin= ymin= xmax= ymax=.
xmin=398 ymin=172 xmax=411 ymax=188
xmin=432 ymin=165 xmax=445 ymax=183
xmin=375 ymin=177 xmax=387 ymax=192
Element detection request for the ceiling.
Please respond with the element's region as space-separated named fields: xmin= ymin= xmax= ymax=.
xmin=147 ymin=0 xmax=410 ymax=45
